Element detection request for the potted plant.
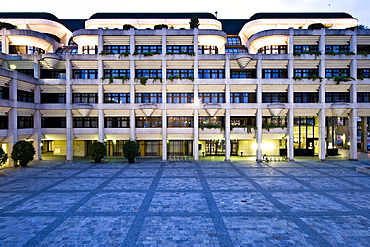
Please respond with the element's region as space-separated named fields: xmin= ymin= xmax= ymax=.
xmin=123 ymin=140 xmax=138 ymax=163
xmin=189 ymin=16 xmax=200 ymax=29
xmin=90 ymin=141 xmax=106 ymax=163
xmin=11 ymin=140 xmax=35 ymax=167
xmin=0 ymin=147 xmax=8 ymax=166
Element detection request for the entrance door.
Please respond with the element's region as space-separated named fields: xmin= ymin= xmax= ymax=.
xmin=306 ymin=138 xmax=315 ymax=156
xmin=206 ymin=140 xmax=225 ymax=156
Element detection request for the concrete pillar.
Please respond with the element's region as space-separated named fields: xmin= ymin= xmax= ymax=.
xmin=162 ymin=109 xmax=167 ymax=161
xmin=33 ymin=110 xmax=42 ymax=160
xmin=129 ymin=33 xmax=136 ymax=142
xmin=350 ymin=109 xmax=358 ymax=160
xmin=98 ymin=32 xmax=105 ymax=143
xmin=33 ymin=56 xmax=40 ymax=79
xmin=361 ymin=117 xmax=368 ymax=152
xmin=318 ymin=109 xmax=326 ymax=161
xmin=98 ymin=29 xmax=104 ymax=54
xmin=225 ymin=54 xmax=231 ymax=161
xmin=2 ymin=29 xmax=8 ymax=54
xmin=193 ymin=84 xmax=199 ymax=161
xmin=288 ymin=109 xmax=294 ymax=161
xmin=225 ymin=109 xmax=231 ymax=161
xmin=65 ymin=55 xmax=73 ymax=161
xmin=256 ymin=109 xmax=262 ymax=162
xmin=8 ymin=71 xmax=18 ymax=166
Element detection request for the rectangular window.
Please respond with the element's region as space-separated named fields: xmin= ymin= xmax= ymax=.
xmin=9 ymin=45 xmax=45 ymax=54
xmin=262 ymin=93 xmax=288 ymax=103
xmin=18 ymin=116 xmax=33 ymax=129
xmin=325 ymin=69 xmax=349 ymax=78
xmin=104 ymin=117 xmax=130 ymax=128
xmin=40 ymin=70 xmax=66 ymax=79
xmin=199 ymin=116 xmax=224 ymax=127
xmin=103 ymin=45 xmax=130 ymax=54
xmin=42 ymin=117 xmax=66 ymax=128
xmin=198 ymin=46 xmax=218 ymax=54
xmin=82 ymin=46 xmax=98 ymax=54
xmin=0 ymin=116 xmax=8 ymax=129
xmin=325 ymin=45 xmax=350 ymax=53
xmin=226 ymin=37 xmax=241 ymax=46
xmin=167 ymin=116 xmax=194 ymax=127
xmin=358 ymin=92 xmax=370 ymax=103
xmin=135 ymin=45 xmax=161 ymax=54
xmin=72 ymin=93 xmax=98 ymax=104
xmin=16 ymin=69 xmax=34 ymax=77
xmin=325 ymin=92 xmax=350 ymax=103
xmin=72 ymin=69 xmax=98 ymax=79
xmin=294 ymin=93 xmax=319 ymax=103
xmin=230 ymin=93 xmax=256 ymax=103
xmin=73 ymin=117 xmax=98 ymax=128
xmin=135 ymin=69 xmax=162 ymax=78
xmin=231 ymin=117 xmax=256 ymax=127
xmin=262 ymin=116 xmax=287 ymax=127
xmin=198 ymin=69 xmax=225 ymax=79
xmin=199 ymin=93 xmax=225 ymax=103
xmin=104 ymin=93 xmax=130 ymax=103
xmin=258 ymin=45 xmax=287 ymax=54
xmin=167 ymin=45 xmax=194 ymax=54
xmin=294 ymin=69 xmax=319 ymax=77
xmin=41 ymin=93 xmax=66 ymax=103
xmin=358 ymin=69 xmax=370 ymax=78
xmin=17 ymin=90 xmax=34 ymax=103
xmin=167 ymin=93 xmax=193 ymax=103
xmin=136 ymin=117 xmax=162 ymax=127
xmin=262 ymin=69 xmax=288 ymax=79
xmin=0 ymin=87 xmax=9 ymax=100
xmin=230 ymin=70 xmax=256 ymax=78
xmin=358 ymin=45 xmax=370 ymax=52
xmin=293 ymin=45 xmax=319 ymax=53
xmin=135 ymin=93 xmax=162 ymax=103
xmin=103 ymin=69 xmax=130 ymax=78
xmin=167 ymin=69 xmax=194 ymax=79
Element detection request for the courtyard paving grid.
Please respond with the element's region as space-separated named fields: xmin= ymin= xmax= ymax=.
xmin=0 ymin=158 xmax=369 ymax=246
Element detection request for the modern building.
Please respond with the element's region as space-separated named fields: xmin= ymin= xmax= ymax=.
xmin=0 ymin=11 xmax=369 ymax=164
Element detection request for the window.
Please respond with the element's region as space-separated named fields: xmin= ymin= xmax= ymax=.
xmin=198 ymin=46 xmax=218 ymax=54
xmin=325 ymin=45 xmax=350 ymax=53
xmin=358 ymin=93 xmax=370 ymax=103
xmin=0 ymin=116 xmax=8 ymax=129
xmin=226 ymin=37 xmax=241 ymax=46
xmin=17 ymin=90 xmax=34 ymax=103
xmin=16 ymin=69 xmax=34 ymax=77
xmin=73 ymin=93 xmax=98 ymax=103
xmin=230 ymin=70 xmax=256 ymax=78
xmin=325 ymin=92 xmax=350 ymax=103
xmin=104 ymin=93 xmax=130 ymax=103
xmin=73 ymin=117 xmax=98 ymax=128
xmin=103 ymin=45 xmax=130 ymax=54
xmin=135 ymin=69 xmax=162 ymax=78
xmin=82 ymin=46 xmax=98 ymax=54
xmin=263 ymin=69 xmax=287 ymax=79
xmin=40 ymin=70 xmax=66 ymax=79
xmin=103 ymin=69 xmax=130 ymax=78
xmin=42 ymin=117 xmax=66 ymax=128
xmin=41 ymin=93 xmax=66 ymax=103
xmin=258 ymin=45 xmax=287 ymax=54
xmin=135 ymin=45 xmax=161 ymax=54
xmin=167 ymin=116 xmax=194 ymax=127
xmin=199 ymin=93 xmax=225 ymax=103
xmin=9 ymin=45 xmax=45 ymax=54
xmin=231 ymin=117 xmax=256 ymax=127
xmin=293 ymin=45 xmax=319 ymax=53
xmin=136 ymin=117 xmax=162 ymax=127
xmin=198 ymin=69 xmax=225 ymax=79
xmin=72 ymin=70 xmax=98 ymax=79
xmin=135 ymin=93 xmax=162 ymax=103
xmin=167 ymin=45 xmax=193 ymax=53
xmin=262 ymin=93 xmax=288 ymax=103
xmin=56 ymin=46 xmax=78 ymax=54
xmin=325 ymin=69 xmax=349 ymax=78
xmin=199 ymin=116 xmax=224 ymax=127
xmin=294 ymin=69 xmax=319 ymax=77
xmin=358 ymin=45 xmax=370 ymax=52
xmin=230 ymin=93 xmax=256 ymax=103
xmin=0 ymin=87 xmax=9 ymax=100
xmin=262 ymin=116 xmax=287 ymax=127
xmin=105 ymin=117 xmax=130 ymax=128
xmin=294 ymin=93 xmax=319 ymax=103
xmin=358 ymin=69 xmax=370 ymax=78
xmin=225 ymin=48 xmax=246 ymax=54
xmin=18 ymin=116 xmax=33 ymax=129
xmin=167 ymin=69 xmax=194 ymax=79
xmin=167 ymin=93 xmax=193 ymax=103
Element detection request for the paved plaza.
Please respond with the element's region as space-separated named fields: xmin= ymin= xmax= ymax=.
xmin=0 ymin=158 xmax=370 ymax=246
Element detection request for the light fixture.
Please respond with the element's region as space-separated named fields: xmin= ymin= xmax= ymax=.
xmin=9 ymin=64 xmax=17 ymax=70
xmin=331 ymin=102 xmax=350 ymax=116
xmin=267 ymin=102 xmax=285 ymax=116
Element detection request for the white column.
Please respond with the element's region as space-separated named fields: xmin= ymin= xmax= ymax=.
xmin=65 ymin=55 xmax=73 ymax=161
xmin=161 ymin=33 xmax=167 ymax=161
xmin=350 ymin=109 xmax=358 ymax=160
xmin=193 ymin=84 xmax=199 ymax=161
xmin=98 ymin=31 xmax=105 ymax=143
xmin=288 ymin=109 xmax=294 ymax=161
xmin=33 ymin=110 xmax=42 ymax=160
xmin=225 ymin=54 xmax=231 ymax=161
xmin=361 ymin=117 xmax=368 ymax=152
xmin=256 ymin=54 xmax=262 ymax=162
xmin=287 ymin=33 xmax=294 ymax=160
xmin=8 ymin=71 xmax=18 ymax=166
xmin=129 ymin=32 xmax=136 ymax=141
xmin=2 ymin=29 xmax=8 ymax=54
xmin=318 ymin=109 xmax=326 ymax=161
xmin=256 ymin=108 xmax=262 ymax=162
xmin=33 ymin=56 xmax=40 ymax=79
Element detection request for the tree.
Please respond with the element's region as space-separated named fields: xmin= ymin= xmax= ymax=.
xmin=189 ymin=16 xmax=200 ymax=29
xmin=11 ymin=140 xmax=35 ymax=167
xmin=0 ymin=147 xmax=8 ymax=165
xmin=122 ymin=141 xmax=138 ymax=163
xmin=0 ymin=22 xmax=17 ymax=30
xmin=90 ymin=142 xmax=106 ymax=163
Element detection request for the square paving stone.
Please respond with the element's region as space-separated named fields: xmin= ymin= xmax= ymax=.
xmin=253 ymin=177 xmax=309 ymax=190
xmin=301 ymin=216 xmax=370 ymax=246
xmin=212 ymin=192 xmax=280 ymax=212
xmin=340 ymin=177 xmax=370 ymax=188
xmin=223 ymin=216 xmax=313 ymax=246
xmin=239 ymin=167 xmax=285 ymax=177
xmin=198 ymin=162 xmax=233 ymax=168
xmin=271 ymin=192 xmax=351 ymax=212
xmin=0 ymin=216 xmax=56 ymax=246
xmin=8 ymin=192 xmax=88 ymax=213
xmin=0 ymin=193 xmax=31 ymax=209
xmin=78 ymin=192 xmax=146 ymax=212
xmin=162 ymin=168 xmax=198 ymax=177
xmin=165 ymin=162 xmax=196 ymax=168
xmin=119 ymin=169 xmax=159 ymax=177
xmin=49 ymin=178 xmax=107 ymax=191
xmin=38 ymin=216 xmax=134 ymax=246
xmin=129 ymin=163 xmax=163 ymax=168
xmin=206 ymin=178 xmax=256 ymax=190
xmin=327 ymin=191 xmax=370 ymax=210
xmin=315 ymin=168 xmax=362 ymax=176
xmin=136 ymin=216 xmax=219 ymax=246
xmin=33 ymin=169 xmax=81 ymax=178
xmin=202 ymin=169 xmax=242 ymax=177
xmin=103 ymin=178 xmax=154 ymax=190
xmin=157 ymin=178 xmax=202 ymax=190
xmin=149 ymin=192 xmax=209 ymax=212
xmin=75 ymin=168 xmax=121 ymax=177
xmin=297 ymin=177 xmax=362 ymax=190
xmin=0 ymin=178 xmax=62 ymax=191
xmin=275 ymin=168 xmax=325 ymax=176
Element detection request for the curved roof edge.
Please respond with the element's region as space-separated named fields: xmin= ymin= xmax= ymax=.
xmin=89 ymin=12 xmax=217 ymax=20
xmin=249 ymin=12 xmax=354 ymax=21
xmin=0 ymin=12 xmax=60 ymax=22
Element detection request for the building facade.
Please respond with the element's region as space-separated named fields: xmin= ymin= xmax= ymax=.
xmin=0 ymin=12 xmax=369 ymax=163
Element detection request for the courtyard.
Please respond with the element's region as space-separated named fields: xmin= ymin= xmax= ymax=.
xmin=0 ymin=158 xmax=369 ymax=246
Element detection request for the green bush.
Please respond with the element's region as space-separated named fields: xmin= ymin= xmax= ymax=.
xmin=0 ymin=147 xmax=8 ymax=165
xmin=90 ymin=142 xmax=106 ymax=162
xmin=11 ymin=140 xmax=35 ymax=166
xmin=123 ymin=141 xmax=138 ymax=159
xmin=0 ymin=22 xmax=17 ymax=30
xmin=308 ymin=23 xmax=330 ymax=30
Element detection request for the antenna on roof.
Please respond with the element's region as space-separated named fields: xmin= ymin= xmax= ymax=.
xmin=215 ymin=11 xmax=218 ymax=18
